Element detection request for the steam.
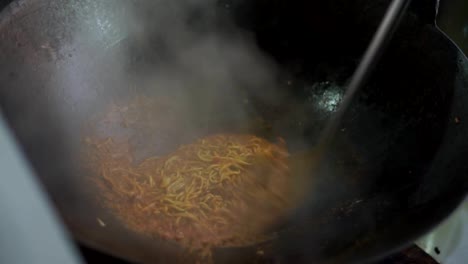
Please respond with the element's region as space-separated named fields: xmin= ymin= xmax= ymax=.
xmin=122 ymin=0 xmax=281 ymax=124
xmin=72 ymin=0 xmax=282 ymax=146
xmin=44 ymin=0 xmax=286 ymax=161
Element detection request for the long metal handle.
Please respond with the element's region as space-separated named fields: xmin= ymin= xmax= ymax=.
xmin=318 ymin=0 xmax=412 ymax=150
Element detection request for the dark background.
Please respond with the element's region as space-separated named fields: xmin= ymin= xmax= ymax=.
xmin=438 ymin=0 xmax=468 ymax=55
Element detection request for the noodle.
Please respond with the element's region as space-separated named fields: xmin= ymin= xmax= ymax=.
xmin=86 ymin=125 xmax=292 ymax=261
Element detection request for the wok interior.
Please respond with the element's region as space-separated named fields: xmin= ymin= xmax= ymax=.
xmin=0 ymin=0 xmax=466 ymax=263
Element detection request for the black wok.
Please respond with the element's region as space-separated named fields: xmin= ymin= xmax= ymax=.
xmin=0 ymin=0 xmax=467 ymax=263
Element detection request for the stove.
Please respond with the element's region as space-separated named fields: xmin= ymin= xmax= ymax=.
xmin=78 ymin=244 xmax=439 ymax=264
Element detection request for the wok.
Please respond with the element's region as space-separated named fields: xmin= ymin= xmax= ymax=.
xmin=0 ymin=0 xmax=467 ymax=263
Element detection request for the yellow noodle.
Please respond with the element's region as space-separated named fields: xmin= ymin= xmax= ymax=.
xmin=164 ymin=156 xmax=180 ymax=167
xmin=88 ymin=132 xmax=292 ymax=260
